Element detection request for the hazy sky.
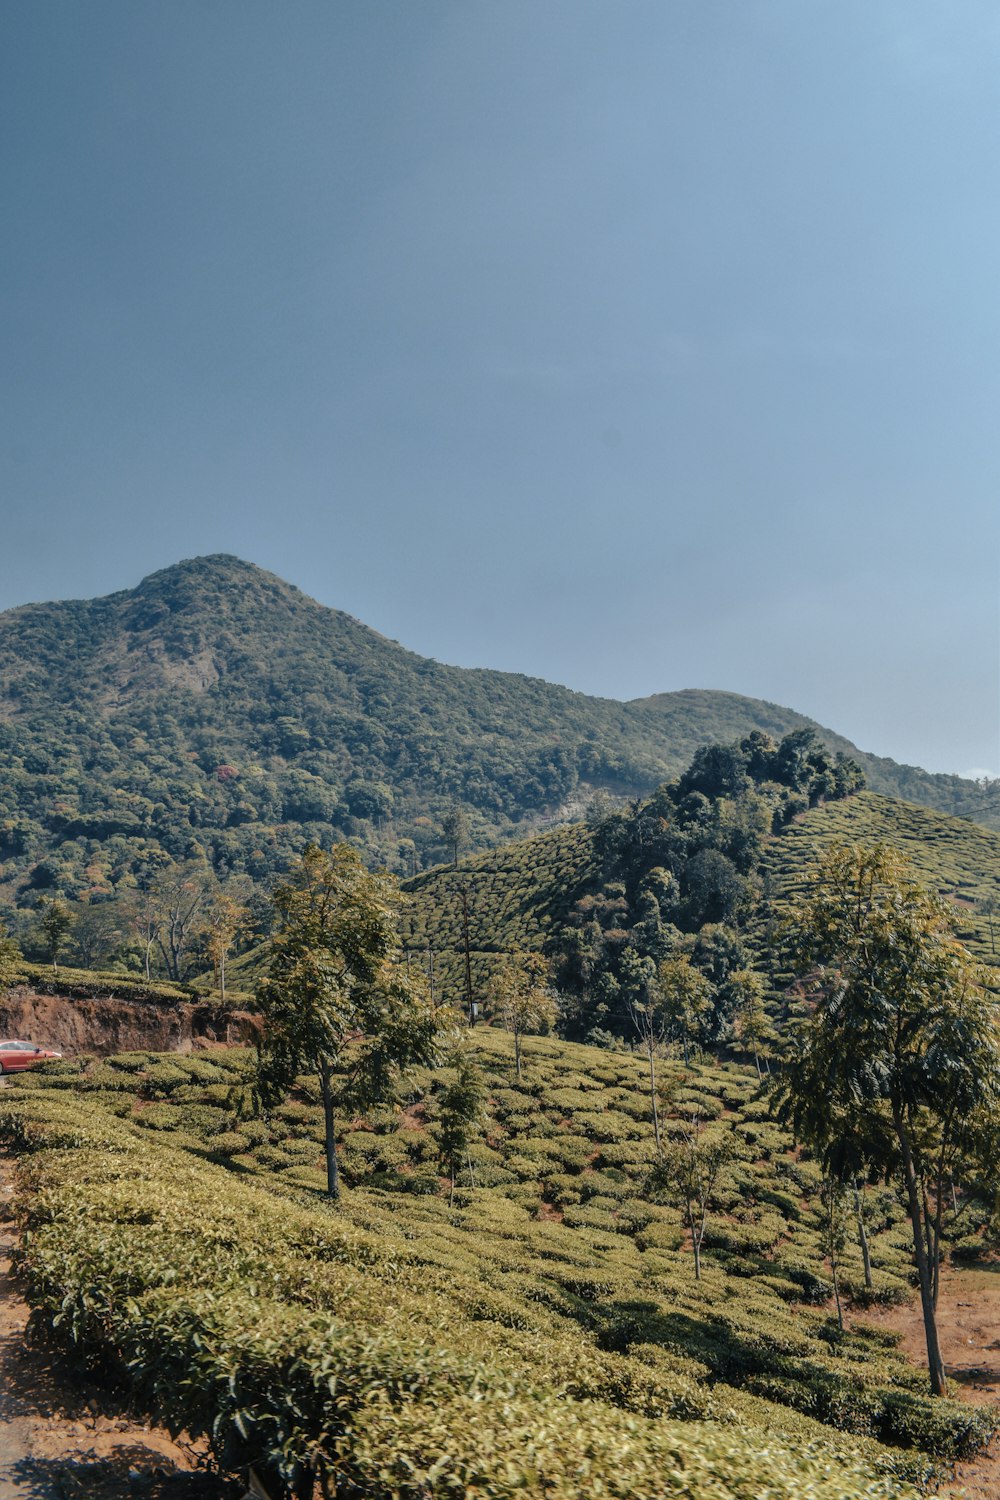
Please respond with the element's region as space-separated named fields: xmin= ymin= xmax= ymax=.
xmin=2 ymin=2 xmax=998 ymax=777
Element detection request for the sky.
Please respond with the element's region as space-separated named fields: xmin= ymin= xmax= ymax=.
xmin=1 ymin=1 xmax=998 ymax=779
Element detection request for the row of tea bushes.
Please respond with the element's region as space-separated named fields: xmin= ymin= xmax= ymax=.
xmin=398 ymin=822 xmax=597 ymax=999
xmin=6 ymin=1029 xmax=995 ymax=1482
xmin=0 ymin=1083 xmax=950 ymax=1499
xmin=760 ymin=791 xmax=1000 ymax=972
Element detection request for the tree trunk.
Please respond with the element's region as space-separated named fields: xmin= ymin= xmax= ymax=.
xmin=854 ymin=1182 xmax=873 ymax=1291
xmin=319 ymin=1058 xmax=339 ymax=1200
xmin=691 ymin=1209 xmax=702 ymax=1281
xmin=829 ymin=1215 xmax=844 ymax=1331
xmin=646 ymin=1037 xmax=662 ymax=1156
xmin=896 ymin=1117 xmax=946 ymax=1395
xmin=930 ymin=1180 xmax=946 ymax=1309
xmin=459 ymin=887 xmax=474 ymax=1024
xmin=515 ymin=1030 xmax=522 ymax=1079
xmin=220 ymin=948 xmax=226 ymax=1003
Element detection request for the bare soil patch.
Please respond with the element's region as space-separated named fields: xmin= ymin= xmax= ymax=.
xmin=851 ymin=1264 xmax=1000 ymax=1497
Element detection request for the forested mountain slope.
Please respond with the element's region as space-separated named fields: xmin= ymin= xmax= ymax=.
xmin=0 ymin=554 xmax=996 ymax=906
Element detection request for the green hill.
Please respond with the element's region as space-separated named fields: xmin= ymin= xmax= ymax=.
xmin=763 ymin=791 xmax=1000 ymax=959
xmin=3 ymin=1030 xmax=990 ymax=1497
xmin=395 ymin=791 xmax=1000 ymax=1009
xmin=0 ymin=555 xmax=997 ymax=911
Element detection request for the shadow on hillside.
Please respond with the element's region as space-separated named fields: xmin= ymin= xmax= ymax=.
xmin=5 ymin=1451 xmax=234 ymax=1497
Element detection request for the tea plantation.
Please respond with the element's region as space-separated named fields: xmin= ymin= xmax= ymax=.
xmin=393 ymin=790 xmax=1000 ymax=1002
xmin=2 ymin=1025 xmax=994 ymax=1497
xmin=761 ymin=791 xmax=1000 ymax=963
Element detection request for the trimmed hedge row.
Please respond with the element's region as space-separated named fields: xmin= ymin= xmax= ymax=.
xmin=0 ymin=1089 xmax=944 ymax=1499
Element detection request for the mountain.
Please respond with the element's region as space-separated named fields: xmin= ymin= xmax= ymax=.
xmin=0 ymin=553 xmax=996 ymax=904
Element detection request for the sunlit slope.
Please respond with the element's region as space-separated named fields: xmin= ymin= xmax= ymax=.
xmin=5 ymin=1029 xmax=990 ymax=1494
xmin=398 ymin=822 xmax=597 ymax=998
xmin=764 ymin=791 xmax=1000 ymax=964
xmin=1 ymin=554 xmax=998 ymax=904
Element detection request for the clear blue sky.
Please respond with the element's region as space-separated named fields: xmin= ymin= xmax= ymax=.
xmin=2 ymin=2 xmax=998 ymax=777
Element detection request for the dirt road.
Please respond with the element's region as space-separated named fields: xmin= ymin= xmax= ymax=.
xmin=851 ymin=1264 xmax=1000 ymax=1499
xmin=0 ymin=1156 xmax=232 ymax=1499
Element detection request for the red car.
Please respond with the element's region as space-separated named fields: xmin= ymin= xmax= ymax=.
xmin=0 ymin=1039 xmax=63 ymax=1074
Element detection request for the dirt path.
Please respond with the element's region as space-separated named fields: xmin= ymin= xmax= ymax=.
xmin=0 ymin=1156 xmax=235 ymax=1499
xmin=851 ymin=1265 xmax=1000 ymax=1498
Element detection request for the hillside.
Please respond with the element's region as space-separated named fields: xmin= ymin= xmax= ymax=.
xmin=393 ymin=791 xmax=1000 ymax=1007
xmin=762 ymin=792 xmax=1000 ymax=956
xmin=2 ymin=1031 xmax=992 ymax=1497
xmin=0 ymin=555 xmax=997 ymax=909
xmin=4 ymin=772 xmax=1000 ymax=1495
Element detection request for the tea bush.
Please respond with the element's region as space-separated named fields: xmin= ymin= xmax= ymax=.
xmin=0 ymin=1023 xmax=992 ymax=1496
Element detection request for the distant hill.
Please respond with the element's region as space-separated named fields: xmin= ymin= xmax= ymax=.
xmin=0 ymin=553 xmax=996 ymax=904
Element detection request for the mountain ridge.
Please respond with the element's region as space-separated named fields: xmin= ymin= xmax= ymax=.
xmin=0 ymin=555 xmax=996 ymax=904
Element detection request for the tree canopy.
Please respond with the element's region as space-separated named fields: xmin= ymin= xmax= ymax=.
xmin=252 ymin=844 xmax=437 ymax=1198
xmin=775 ymin=842 xmax=1000 ymax=1396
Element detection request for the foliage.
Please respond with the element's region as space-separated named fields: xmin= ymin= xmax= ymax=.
xmin=774 ymin=842 xmax=1000 ymax=1396
xmin=760 ymin=790 xmax=1000 ymax=977
xmin=252 ymin=844 xmax=437 ymax=1197
xmin=650 ymin=1110 xmax=733 ymax=1280
xmin=484 ymin=951 xmax=557 ymax=1077
xmin=35 ymin=897 xmax=73 ymax=970
xmin=550 ymin=729 xmax=863 ymax=1042
xmin=399 ymin=787 xmax=1000 ymax=1029
xmin=435 ymin=1034 xmax=486 ymax=1203
xmin=0 ymin=923 xmax=21 ymax=992
xmin=1 ymin=555 xmax=997 ymax=921
xmin=2 ymin=1027 xmax=995 ymax=1495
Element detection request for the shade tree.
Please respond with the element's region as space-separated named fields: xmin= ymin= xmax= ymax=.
xmin=775 ymin=842 xmax=1000 ymax=1396
xmin=485 ymin=950 xmax=557 ymax=1079
xmin=252 ymin=844 xmax=437 ymax=1199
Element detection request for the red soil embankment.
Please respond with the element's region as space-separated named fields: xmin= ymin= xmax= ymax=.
xmin=0 ymin=986 xmax=257 ymax=1058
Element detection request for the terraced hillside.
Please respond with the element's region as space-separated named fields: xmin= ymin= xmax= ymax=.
xmin=398 ymin=823 xmax=598 ymax=1000
xmin=762 ymin=792 xmax=1000 ymax=961
xmin=3 ymin=1030 xmax=993 ymax=1497
xmin=398 ymin=791 xmax=1000 ymax=1009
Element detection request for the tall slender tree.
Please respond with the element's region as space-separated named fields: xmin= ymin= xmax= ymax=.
xmin=0 ymin=925 xmax=21 ymax=993
xmin=252 ymin=845 xmax=437 ymax=1199
xmin=485 ymin=951 xmax=556 ymax=1078
xmin=441 ymin=805 xmax=470 ymax=868
xmin=775 ymin=843 xmax=1000 ymax=1396
xmin=36 ymin=899 xmax=73 ymax=971
xmin=652 ymin=1110 xmax=732 ymax=1281
xmin=436 ymin=1035 xmax=486 ymax=1206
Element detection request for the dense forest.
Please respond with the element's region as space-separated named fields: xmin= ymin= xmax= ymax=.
xmin=552 ymin=729 xmax=864 ymax=1043
xmin=0 ymin=555 xmax=997 ymax=919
